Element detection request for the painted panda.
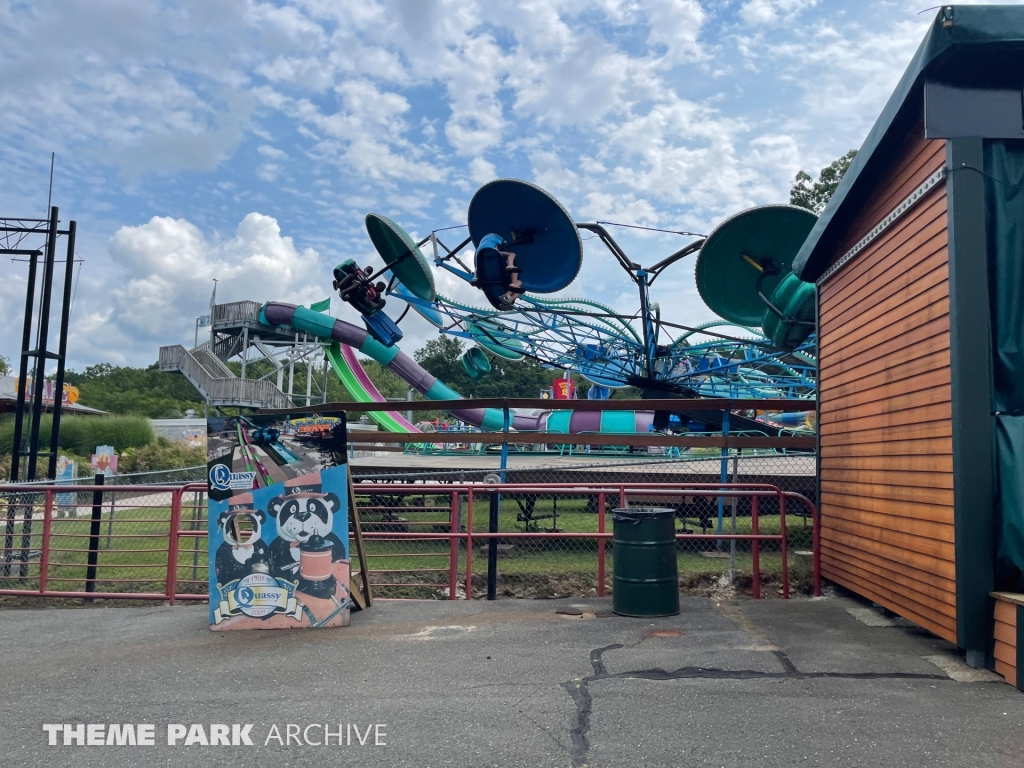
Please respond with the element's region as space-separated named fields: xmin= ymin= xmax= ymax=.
xmin=267 ymin=474 xmax=346 ymax=581
xmin=214 ymin=494 xmax=269 ymax=585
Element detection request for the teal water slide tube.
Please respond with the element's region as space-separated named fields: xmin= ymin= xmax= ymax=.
xmin=260 ymin=302 xmax=656 ymax=434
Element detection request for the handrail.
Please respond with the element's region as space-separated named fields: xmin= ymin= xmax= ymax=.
xmin=0 ymin=481 xmax=818 ymax=601
xmin=158 ymin=344 xmax=292 ymax=409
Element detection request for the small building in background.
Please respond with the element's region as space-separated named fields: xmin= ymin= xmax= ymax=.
xmin=0 ymin=376 xmax=106 ymax=416
xmin=150 ymin=418 xmax=207 ymax=450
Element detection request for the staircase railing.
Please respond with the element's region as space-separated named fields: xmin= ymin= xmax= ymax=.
xmin=158 ymin=345 xmax=292 ymax=409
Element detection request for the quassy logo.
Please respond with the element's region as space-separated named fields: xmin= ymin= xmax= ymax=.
xmin=209 ymin=464 xmax=256 ymax=491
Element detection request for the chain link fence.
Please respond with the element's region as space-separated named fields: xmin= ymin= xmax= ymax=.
xmin=0 ymin=450 xmax=818 ymax=603
xmin=350 ymin=446 xmax=817 ymax=600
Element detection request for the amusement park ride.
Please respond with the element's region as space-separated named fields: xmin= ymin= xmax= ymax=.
xmin=322 ymin=178 xmax=819 ymax=403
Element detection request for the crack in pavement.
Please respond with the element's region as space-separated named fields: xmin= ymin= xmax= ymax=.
xmin=561 ymin=643 xmax=950 ymax=768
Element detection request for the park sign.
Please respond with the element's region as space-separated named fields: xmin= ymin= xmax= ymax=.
xmin=90 ymin=446 xmax=117 ymax=477
xmin=14 ymin=377 xmax=79 ymax=404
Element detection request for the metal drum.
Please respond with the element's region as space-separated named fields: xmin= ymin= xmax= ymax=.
xmin=611 ymin=507 xmax=680 ymax=617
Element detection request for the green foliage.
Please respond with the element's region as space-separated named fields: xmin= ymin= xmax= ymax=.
xmin=413 ymin=335 xmax=560 ymax=398
xmin=0 ymin=354 xmax=10 ymax=376
xmin=0 ymin=414 xmax=155 ymax=457
xmin=64 ymin=363 xmax=204 ymax=418
xmin=790 ymin=149 xmax=858 ymax=213
xmin=118 ymin=437 xmax=206 ymax=473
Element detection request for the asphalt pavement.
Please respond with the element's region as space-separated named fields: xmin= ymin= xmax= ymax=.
xmin=1 ymin=594 xmax=1022 ymax=767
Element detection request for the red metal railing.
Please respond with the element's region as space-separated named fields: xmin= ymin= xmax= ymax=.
xmin=0 ymin=481 xmax=820 ymax=602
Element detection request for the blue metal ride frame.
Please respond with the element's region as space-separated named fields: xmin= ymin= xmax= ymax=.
xmin=388 ymin=228 xmax=818 ymax=400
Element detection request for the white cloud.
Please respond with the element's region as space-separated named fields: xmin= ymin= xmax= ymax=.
xmin=739 ymin=0 xmax=819 ymax=27
xmin=92 ymin=213 xmax=325 ymax=361
xmin=468 ymin=157 xmax=496 ymax=184
xmin=0 ymin=0 xmax=974 ymax=369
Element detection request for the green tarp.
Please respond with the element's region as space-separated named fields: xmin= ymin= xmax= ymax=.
xmin=985 ymin=140 xmax=1024 ymax=590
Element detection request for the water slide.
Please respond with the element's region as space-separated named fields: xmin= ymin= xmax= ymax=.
xmin=323 ymin=342 xmax=420 ymax=433
xmin=261 ymin=302 xmax=655 ymax=434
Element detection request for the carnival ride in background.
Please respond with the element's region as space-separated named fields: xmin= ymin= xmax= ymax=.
xmin=263 ymin=179 xmax=820 ymax=437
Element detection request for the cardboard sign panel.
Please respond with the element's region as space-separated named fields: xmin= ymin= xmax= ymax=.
xmin=207 ymin=414 xmax=352 ymax=630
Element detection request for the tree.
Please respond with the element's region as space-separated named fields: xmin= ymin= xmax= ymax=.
xmin=63 ymin=363 xmax=205 ymax=418
xmin=414 ymin=335 xmax=560 ymax=399
xmin=0 ymin=354 xmax=10 ymax=376
xmin=790 ymin=149 xmax=858 ymax=213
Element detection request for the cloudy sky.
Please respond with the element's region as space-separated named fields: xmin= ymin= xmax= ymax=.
xmin=0 ymin=0 xmax=1003 ymax=371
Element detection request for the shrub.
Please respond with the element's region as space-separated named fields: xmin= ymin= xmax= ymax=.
xmin=0 ymin=414 xmax=155 ymax=457
xmin=118 ymin=437 xmax=206 ymax=473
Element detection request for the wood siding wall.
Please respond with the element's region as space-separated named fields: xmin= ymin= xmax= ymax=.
xmin=817 ymin=126 xmax=956 ymax=642
xmin=993 ymin=595 xmax=1019 ymax=687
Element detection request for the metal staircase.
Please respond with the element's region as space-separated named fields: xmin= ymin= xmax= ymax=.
xmin=159 ymin=300 xmax=327 ymax=410
xmin=158 ymin=345 xmax=293 ymax=409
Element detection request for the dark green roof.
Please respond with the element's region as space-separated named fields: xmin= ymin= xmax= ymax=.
xmin=793 ymin=5 xmax=1024 ymax=282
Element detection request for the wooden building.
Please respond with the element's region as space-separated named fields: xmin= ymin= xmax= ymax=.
xmin=792 ymin=6 xmax=1024 ymax=676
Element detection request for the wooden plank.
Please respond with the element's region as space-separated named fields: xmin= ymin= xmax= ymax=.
xmin=820 ymin=454 xmax=953 ymax=473
xmin=822 ymin=540 xmax=957 ymax=596
xmin=819 ymin=293 xmax=949 ymax=370
xmin=819 ymin=314 xmax=949 ymax=373
xmin=995 ymin=620 xmax=1017 ymax=646
xmin=820 ymin=530 xmax=957 ymax=582
xmin=823 ymin=561 xmax=956 ymax=641
xmin=820 ymin=347 xmax=950 ymax=402
xmin=821 ymin=368 xmax=952 ymax=413
xmin=820 ymin=419 xmax=952 ymax=446
xmin=821 ymin=252 xmax=948 ymax=334
xmin=822 ymin=544 xmax=956 ymax=604
xmin=820 ymin=279 xmax=949 ymax=354
xmin=995 ymin=599 xmax=1018 ymax=626
xmin=818 ymin=387 xmax=951 ymax=425
xmin=820 ymin=503 xmax=953 ymax=543
xmin=821 ymin=485 xmax=955 ymax=517
xmin=852 ymin=131 xmax=946 ymax=216
xmin=846 ymin=141 xmax=945 ymax=236
xmin=820 ymin=203 xmax=948 ymax=315
xmin=821 ymin=503 xmax=953 ymax=544
xmin=817 ymin=436 xmax=952 ymax=458
xmin=831 ymin=133 xmax=946 ymax=255
xmin=820 ymin=467 xmax=953 ymax=490
xmin=821 ymin=523 xmax=956 ymax=568
xmin=823 ymin=552 xmax=958 ymax=614
xmin=823 ymin=189 xmax=947 ymax=303
xmin=819 ymin=402 xmax=952 ymax=437
xmin=994 ymin=641 xmax=1016 ymax=667
xmin=821 ymin=333 xmax=950 ymax=391
xmin=995 ymin=659 xmax=1017 ymax=687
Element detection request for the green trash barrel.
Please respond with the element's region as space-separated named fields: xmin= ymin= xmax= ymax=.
xmin=612 ymin=507 xmax=680 ymax=617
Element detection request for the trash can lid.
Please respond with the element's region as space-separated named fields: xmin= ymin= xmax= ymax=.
xmin=611 ymin=507 xmax=675 ymax=522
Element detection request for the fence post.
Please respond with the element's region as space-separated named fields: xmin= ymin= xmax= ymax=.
xmin=716 ymin=410 xmax=730 ymax=548
xmin=40 ymin=490 xmax=53 ymax=594
xmin=166 ymin=487 xmax=183 ymax=604
xmin=597 ymin=492 xmax=606 ymax=597
xmin=750 ymin=494 xmax=760 ymax=599
xmin=2 ymin=493 xmax=14 ymax=577
xmin=779 ymin=490 xmax=789 ymax=599
xmin=449 ymin=491 xmax=459 ymax=600
xmin=811 ymin=497 xmax=821 ymax=597
xmin=465 ymin=488 xmax=474 ymax=600
xmin=191 ymin=489 xmax=201 ymax=583
xmin=105 ymin=491 xmax=117 ymax=549
xmin=487 ymin=486 xmax=499 ymax=601
xmin=85 ymin=473 xmax=105 ymax=600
